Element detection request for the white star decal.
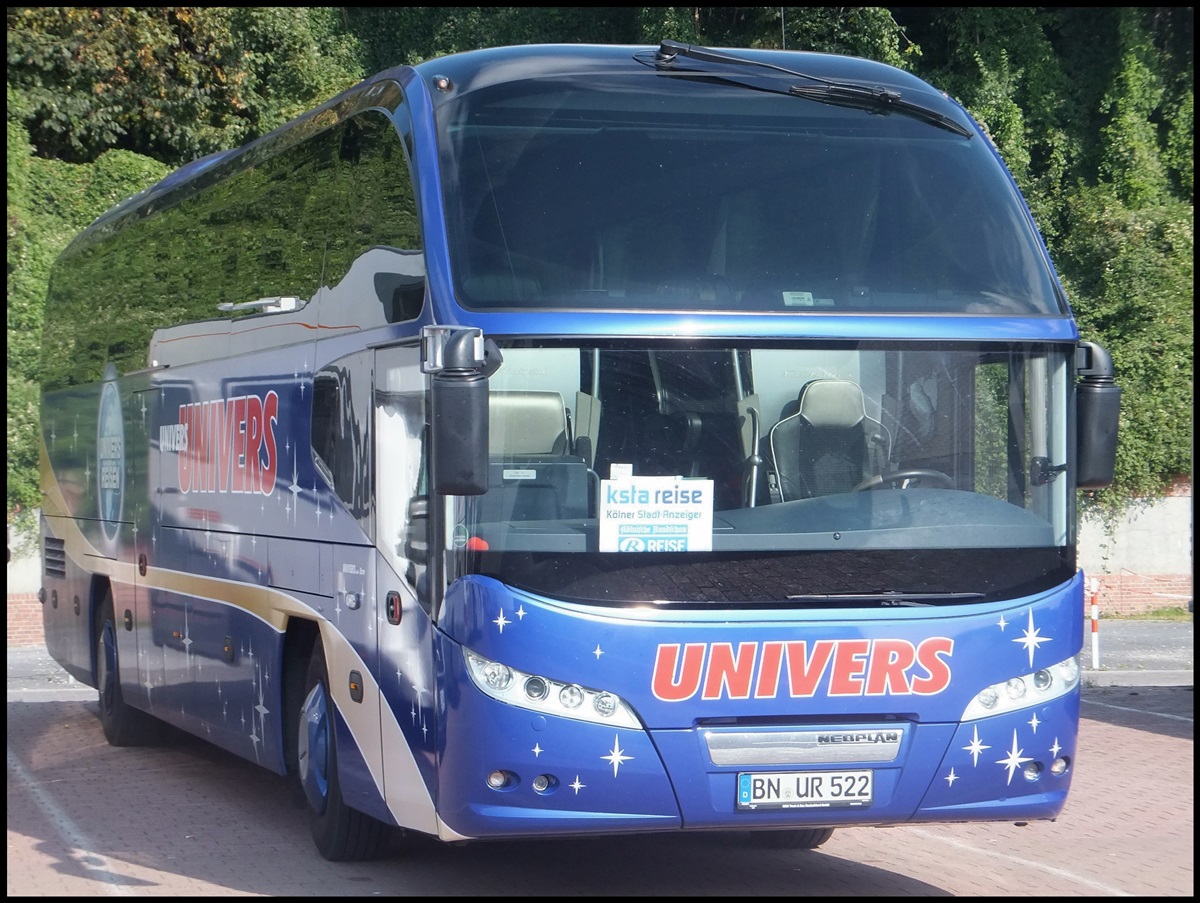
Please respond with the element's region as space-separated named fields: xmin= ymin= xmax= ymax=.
xmin=1013 ymin=608 xmax=1050 ymax=667
xmin=516 ymin=605 xmax=527 ymax=620
xmin=570 ymin=775 xmax=586 ymax=794
xmin=288 ymin=458 xmax=302 ymax=522
xmin=963 ymin=726 xmax=991 ymax=766
xmin=944 ymin=768 xmax=959 ymax=787
xmin=593 ymin=644 xmax=604 ymax=660
xmin=411 ymin=678 xmax=428 ymax=703
xmin=493 ymin=610 xmax=510 ymax=633
xmin=1027 ymin=712 xmax=1041 ymax=733
xmin=532 ymin=743 xmax=543 ymax=758
xmin=1049 ymin=737 xmax=1063 ymax=759
xmin=996 ymin=613 xmax=1008 ymax=631
xmin=601 ymin=735 xmax=633 ymax=777
xmin=997 ymin=730 xmax=1034 ymax=785
xmin=255 ymin=682 xmax=270 ymax=721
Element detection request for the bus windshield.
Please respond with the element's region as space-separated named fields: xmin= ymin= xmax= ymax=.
xmin=438 ymin=341 xmax=1075 ymax=607
xmin=436 ymin=72 xmax=1067 ymax=316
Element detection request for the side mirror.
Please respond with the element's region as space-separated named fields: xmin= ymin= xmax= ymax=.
xmin=427 ymin=329 xmax=503 ymax=495
xmin=1076 ymin=342 xmax=1121 ymax=489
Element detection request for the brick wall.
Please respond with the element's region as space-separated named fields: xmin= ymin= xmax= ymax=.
xmin=1086 ymin=573 xmax=1195 ymax=617
xmin=1079 ymin=477 xmax=1193 ymax=617
xmin=7 ymin=593 xmax=45 ymax=647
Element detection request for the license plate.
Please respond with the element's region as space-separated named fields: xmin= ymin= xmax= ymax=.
xmin=737 ymin=770 xmax=873 ymax=809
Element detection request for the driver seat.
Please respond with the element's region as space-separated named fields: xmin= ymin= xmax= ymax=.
xmin=768 ymin=379 xmax=883 ymax=501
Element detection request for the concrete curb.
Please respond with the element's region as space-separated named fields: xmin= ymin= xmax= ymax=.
xmin=1082 ymin=669 xmax=1193 ymax=688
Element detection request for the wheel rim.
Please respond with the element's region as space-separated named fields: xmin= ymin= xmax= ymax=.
xmin=298 ymin=680 xmax=331 ymax=814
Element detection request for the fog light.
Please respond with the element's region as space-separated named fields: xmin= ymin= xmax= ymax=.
xmin=1023 ymin=761 xmax=1042 ymax=782
xmin=524 ymin=676 xmax=549 ymax=700
xmin=1050 ymin=756 xmax=1070 ymax=776
xmin=1005 ymin=677 xmax=1026 ymax=700
xmin=593 ymin=692 xmax=618 ymax=718
xmin=531 ymin=774 xmax=552 ymax=793
xmin=487 ymin=770 xmax=510 ymax=789
xmin=559 ymin=684 xmax=584 ymax=708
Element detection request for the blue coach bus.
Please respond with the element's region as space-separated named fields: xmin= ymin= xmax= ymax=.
xmin=38 ymin=41 xmax=1120 ymax=860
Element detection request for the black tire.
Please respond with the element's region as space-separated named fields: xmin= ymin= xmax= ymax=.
xmin=95 ymin=590 xmax=159 ymax=747
xmin=755 ymin=827 xmax=835 ymax=850
xmin=298 ymin=634 xmax=392 ymax=861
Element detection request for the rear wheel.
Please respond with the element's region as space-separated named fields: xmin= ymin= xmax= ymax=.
xmin=95 ymin=590 xmax=159 ymax=746
xmin=298 ymin=633 xmax=392 ymax=861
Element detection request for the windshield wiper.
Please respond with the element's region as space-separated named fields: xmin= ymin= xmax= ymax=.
xmin=651 ymin=39 xmax=973 ymax=138
xmin=786 ymin=83 xmax=973 ymax=137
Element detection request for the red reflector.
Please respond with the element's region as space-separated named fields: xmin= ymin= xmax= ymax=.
xmin=466 ymin=536 xmax=489 ymax=551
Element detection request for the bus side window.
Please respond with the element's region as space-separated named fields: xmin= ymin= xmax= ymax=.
xmin=311 ymin=355 xmax=373 ymax=530
xmin=312 ymin=374 xmax=340 ymax=490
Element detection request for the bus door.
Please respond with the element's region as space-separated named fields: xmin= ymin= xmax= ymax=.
xmin=372 ymin=342 xmax=440 ymax=832
xmin=121 ymin=384 xmax=160 ymax=710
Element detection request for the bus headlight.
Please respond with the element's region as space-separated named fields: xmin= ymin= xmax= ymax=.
xmin=481 ymin=660 xmax=513 ymax=691
xmin=961 ymin=655 xmax=1080 ymax=721
xmin=465 ymin=649 xmax=642 ymax=728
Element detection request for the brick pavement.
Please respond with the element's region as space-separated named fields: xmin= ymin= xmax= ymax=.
xmin=7 ymin=684 xmax=1192 ymax=895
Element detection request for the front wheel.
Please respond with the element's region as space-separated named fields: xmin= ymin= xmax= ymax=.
xmin=298 ymin=633 xmax=392 ymax=861
xmin=755 ymin=827 xmax=835 ymax=850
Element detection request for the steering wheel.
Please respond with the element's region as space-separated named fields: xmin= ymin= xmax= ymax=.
xmin=853 ymin=469 xmax=955 ymax=491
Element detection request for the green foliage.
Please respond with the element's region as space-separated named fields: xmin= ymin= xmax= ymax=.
xmin=5 ymin=6 xmax=1195 ymax=519
xmin=1110 ymin=606 xmax=1192 ymax=622
xmin=635 ymin=7 xmax=917 ymax=66
xmin=779 ymin=7 xmax=917 ymax=67
xmin=343 ymin=8 xmax=641 ymax=71
xmin=963 ymin=50 xmax=1032 ymax=185
xmin=6 ymin=372 xmax=40 ymax=513
xmin=1099 ymin=9 xmax=1171 ymax=207
xmin=1162 ymin=80 xmax=1193 ymax=200
xmin=636 ymin=7 xmax=704 ymax=45
xmin=7 ymin=110 xmax=166 ymax=511
xmin=6 ymin=7 xmax=364 ymax=166
xmin=1060 ymin=185 xmax=1193 ymax=508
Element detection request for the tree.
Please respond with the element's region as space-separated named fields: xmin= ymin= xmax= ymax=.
xmin=6 ymin=7 xmax=364 ymax=166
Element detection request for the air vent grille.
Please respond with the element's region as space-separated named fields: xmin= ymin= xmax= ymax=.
xmin=43 ymin=536 xmax=66 ymax=579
